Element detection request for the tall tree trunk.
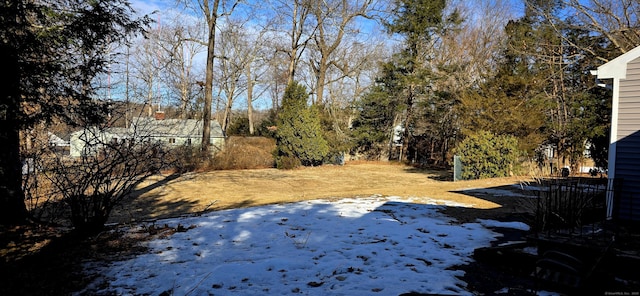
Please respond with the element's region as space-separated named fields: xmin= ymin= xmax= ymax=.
xmin=286 ymin=2 xmax=297 ymax=85
xmin=400 ymin=88 xmax=415 ymax=163
xmin=286 ymin=0 xmax=309 ymax=85
xmin=221 ymin=89 xmax=234 ymax=133
xmin=246 ymin=64 xmax=255 ymax=135
xmin=125 ymin=47 xmax=131 ymax=128
xmin=202 ymin=0 xmax=220 ymax=153
xmin=0 ymin=2 xmax=28 ymax=224
xmin=287 ymin=47 xmax=297 ymax=85
xmin=180 ymin=52 xmax=190 ymax=119
xmin=315 ymin=55 xmax=328 ymax=105
xmin=147 ymin=84 xmax=154 ymax=117
xmin=0 ymin=124 xmax=28 ymax=225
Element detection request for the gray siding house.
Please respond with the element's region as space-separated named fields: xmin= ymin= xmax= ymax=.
xmin=595 ymin=46 xmax=640 ymax=222
xmin=130 ymin=117 xmax=225 ymax=147
xmin=70 ymin=117 xmax=225 ymax=158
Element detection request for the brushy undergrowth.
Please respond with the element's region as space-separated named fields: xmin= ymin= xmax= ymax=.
xmin=211 ymin=136 xmax=276 ymax=170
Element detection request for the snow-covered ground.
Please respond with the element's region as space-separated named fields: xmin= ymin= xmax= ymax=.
xmin=81 ymin=195 xmax=550 ymax=296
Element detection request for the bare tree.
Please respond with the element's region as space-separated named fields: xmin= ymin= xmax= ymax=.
xmin=201 ymin=0 xmax=221 ymax=153
xmin=243 ymin=33 xmax=271 ymax=135
xmin=268 ymin=0 xmax=317 ymax=84
xmin=156 ymin=15 xmax=206 ymax=119
xmin=325 ymin=36 xmax=388 ymax=105
xmin=264 ymin=45 xmax=290 ymax=110
xmin=528 ymin=0 xmax=640 ymax=62
xmin=216 ymin=20 xmax=248 ymax=133
xmin=434 ymin=0 xmax=514 ymax=92
xmin=179 ymin=0 xmax=240 ymax=153
xmin=308 ymin=0 xmax=375 ymax=105
xmin=130 ymin=27 xmax=169 ymax=117
xmin=245 ymin=58 xmax=257 ymax=134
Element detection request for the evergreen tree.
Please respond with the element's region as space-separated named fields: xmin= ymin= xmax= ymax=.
xmin=458 ymin=0 xmax=612 ymax=167
xmin=455 ymin=131 xmax=522 ymax=180
xmin=0 ymin=0 xmax=148 ymax=225
xmin=227 ymin=115 xmax=251 ymax=136
xmin=457 ymin=22 xmax=549 ymax=153
xmin=502 ymin=0 xmax=613 ymax=168
xmin=275 ymin=82 xmax=328 ymax=168
xmin=351 ymin=0 xmax=461 ymax=163
xmin=380 ymin=0 xmax=460 ymax=162
xmin=316 ymin=104 xmax=352 ymax=164
xmin=558 ymin=22 xmax=613 ymax=170
xmin=350 ymin=61 xmax=405 ymax=160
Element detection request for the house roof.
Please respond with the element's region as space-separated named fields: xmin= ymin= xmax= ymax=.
xmin=597 ymin=46 xmax=640 ymax=80
xmin=48 ymin=132 xmax=70 ymax=146
xmin=107 ymin=127 xmax=132 ymax=138
xmin=132 ymin=117 xmax=224 ymax=138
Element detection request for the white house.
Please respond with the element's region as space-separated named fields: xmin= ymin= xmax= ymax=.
xmin=594 ymin=46 xmax=640 ymax=222
xmin=70 ymin=127 xmax=130 ymax=157
xmin=70 ymin=117 xmax=225 ymax=158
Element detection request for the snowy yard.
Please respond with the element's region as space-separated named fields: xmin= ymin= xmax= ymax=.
xmin=81 ymin=195 xmax=538 ymax=296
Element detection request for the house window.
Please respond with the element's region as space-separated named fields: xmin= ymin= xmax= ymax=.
xmin=187 ymin=138 xmax=192 ymax=145
xmin=169 ymin=138 xmax=176 ymax=144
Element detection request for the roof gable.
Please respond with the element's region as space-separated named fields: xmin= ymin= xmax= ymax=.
xmin=597 ymin=46 xmax=640 ymax=79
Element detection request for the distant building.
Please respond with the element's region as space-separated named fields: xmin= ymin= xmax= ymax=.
xmin=48 ymin=132 xmax=70 ymax=148
xmin=47 ymin=131 xmax=71 ymax=155
xmin=70 ymin=115 xmax=225 ymax=158
xmin=131 ymin=117 xmax=225 ymax=147
xmin=70 ymin=127 xmax=130 ymax=157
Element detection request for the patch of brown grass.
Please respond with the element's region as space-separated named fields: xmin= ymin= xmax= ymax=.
xmin=110 ymin=162 xmax=532 ymax=223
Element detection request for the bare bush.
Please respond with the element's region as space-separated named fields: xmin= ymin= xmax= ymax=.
xmin=211 ymin=136 xmax=275 ymax=170
xmin=49 ymin=130 xmax=168 ymax=234
xmin=21 ymin=127 xmax=69 ymax=225
xmin=21 ymin=120 xmax=173 ymax=234
xmin=164 ymin=145 xmax=203 ymax=173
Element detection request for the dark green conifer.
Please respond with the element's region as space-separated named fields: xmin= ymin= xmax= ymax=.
xmin=275 ymin=82 xmax=329 ymax=168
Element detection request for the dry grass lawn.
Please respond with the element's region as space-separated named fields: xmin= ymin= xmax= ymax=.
xmin=110 ymin=162 xmax=532 ymax=223
xmin=0 ymin=162 xmax=537 ymax=296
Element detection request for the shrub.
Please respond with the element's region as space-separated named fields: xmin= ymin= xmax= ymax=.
xmin=454 ymin=131 xmax=522 ymax=180
xmin=212 ymin=136 xmax=276 ymax=170
xmin=275 ymin=82 xmax=329 ymax=168
xmin=165 ymin=145 xmax=202 ymax=173
xmin=276 ymin=155 xmax=301 ymax=170
xmin=227 ymin=116 xmax=251 ymax=136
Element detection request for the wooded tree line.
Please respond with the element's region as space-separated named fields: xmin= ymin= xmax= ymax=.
xmin=122 ymin=0 xmax=627 ymax=169
xmin=1 ymin=0 xmax=637 ymax=226
xmin=355 ymin=0 xmax=630 ymax=170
